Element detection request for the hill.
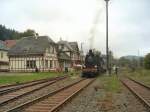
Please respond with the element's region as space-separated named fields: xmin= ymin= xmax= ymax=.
xmin=0 ymin=24 xmax=38 ymax=41
xmin=120 ymin=55 xmax=143 ymax=61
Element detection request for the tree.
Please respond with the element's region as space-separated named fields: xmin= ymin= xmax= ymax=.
xmin=144 ymin=53 xmax=150 ymax=69
xmin=118 ymin=57 xmax=131 ymax=67
xmin=0 ymin=25 xmax=38 ymax=41
xmin=139 ymin=57 xmax=144 ymax=67
xmin=20 ymin=29 xmax=38 ymax=37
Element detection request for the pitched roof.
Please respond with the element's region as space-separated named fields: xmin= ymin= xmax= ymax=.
xmin=0 ymin=40 xmax=8 ymax=51
xmin=4 ymin=40 xmax=17 ymax=48
xmin=8 ymin=36 xmax=55 ymax=56
xmin=69 ymin=42 xmax=79 ymax=52
xmin=57 ymin=40 xmax=73 ymax=51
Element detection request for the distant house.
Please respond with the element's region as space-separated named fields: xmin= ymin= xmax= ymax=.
xmin=8 ymin=36 xmax=59 ymax=72
xmin=68 ymin=42 xmax=81 ymax=66
xmin=4 ymin=40 xmax=17 ymax=49
xmin=58 ymin=52 xmax=71 ymax=71
xmin=57 ymin=40 xmax=81 ymax=69
xmin=0 ymin=41 xmax=9 ymax=71
xmin=57 ymin=40 xmax=73 ymax=69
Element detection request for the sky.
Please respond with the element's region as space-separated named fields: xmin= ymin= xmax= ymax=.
xmin=0 ymin=0 xmax=150 ymax=57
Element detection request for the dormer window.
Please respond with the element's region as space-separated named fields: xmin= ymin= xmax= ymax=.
xmin=62 ymin=45 xmax=64 ymax=49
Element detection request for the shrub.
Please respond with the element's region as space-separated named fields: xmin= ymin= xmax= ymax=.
xmin=144 ymin=53 xmax=150 ymax=69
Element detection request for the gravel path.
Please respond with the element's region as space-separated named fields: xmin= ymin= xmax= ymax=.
xmin=59 ymin=78 xmax=149 ymax=112
xmin=59 ymin=78 xmax=103 ymax=112
xmin=0 ymin=76 xmax=81 ymax=112
xmin=122 ymin=86 xmax=148 ymax=112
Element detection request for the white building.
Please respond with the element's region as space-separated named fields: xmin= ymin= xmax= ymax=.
xmin=57 ymin=40 xmax=81 ymax=70
xmin=8 ymin=36 xmax=59 ymax=72
xmin=0 ymin=40 xmax=9 ymax=71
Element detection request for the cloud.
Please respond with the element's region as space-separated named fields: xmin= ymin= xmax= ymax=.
xmin=0 ymin=0 xmax=150 ymax=57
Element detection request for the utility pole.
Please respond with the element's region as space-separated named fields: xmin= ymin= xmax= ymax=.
xmin=81 ymin=42 xmax=84 ymax=65
xmin=104 ymin=0 xmax=110 ymax=75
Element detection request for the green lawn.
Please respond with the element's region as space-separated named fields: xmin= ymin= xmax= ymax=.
xmin=127 ymin=69 xmax=150 ymax=86
xmin=0 ymin=72 xmax=64 ymax=84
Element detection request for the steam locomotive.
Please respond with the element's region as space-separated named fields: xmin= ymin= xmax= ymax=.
xmin=81 ymin=49 xmax=105 ymax=78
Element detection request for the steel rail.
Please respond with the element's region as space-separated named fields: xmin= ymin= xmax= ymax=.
xmin=49 ymin=78 xmax=95 ymax=112
xmin=127 ymin=76 xmax=150 ymax=89
xmin=0 ymin=76 xmax=66 ymax=106
xmin=5 ymin=78 xmax=95 ymax=112
xmin=0 ymin=76 xmax=66 ymax=90
xmin=121 ymin=77 xmax=150 ymax=110
xmin=0 ymin=76 xmax=66 ymax=95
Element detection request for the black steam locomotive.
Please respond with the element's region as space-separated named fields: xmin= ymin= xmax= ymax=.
xmin=81 ymin=49 xmax=105 ymax=78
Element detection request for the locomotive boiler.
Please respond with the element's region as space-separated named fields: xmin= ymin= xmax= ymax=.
xmin=81 ymin=49 xmax=105 ymax=78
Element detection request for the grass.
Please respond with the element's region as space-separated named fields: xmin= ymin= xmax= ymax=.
xmin=0 ymin=72 xmax=65 ymax=84
xmin=127 ymin=69 xmax=150 ymax=86
xmin=95 ymin=75 xmax=121 ymax=111
xmin=98 ymin=75 xmax=121 ymax=93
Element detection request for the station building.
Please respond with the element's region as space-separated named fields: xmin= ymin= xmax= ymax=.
xmin=68 ymin=42 xmax=81 ymax=66
xmin=57 ymin=40 xmax=81 ymax=70
xmin=8 ymin=36 xmax=59 ymax=72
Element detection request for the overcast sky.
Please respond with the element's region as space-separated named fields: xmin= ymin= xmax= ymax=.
xmin=0 ymin=0 xmax=150 ymax=57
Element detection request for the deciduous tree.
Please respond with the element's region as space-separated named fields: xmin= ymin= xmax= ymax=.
xmin=144 ymin=53 xmax=150 ymax=69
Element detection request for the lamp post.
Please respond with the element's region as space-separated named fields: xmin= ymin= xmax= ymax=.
xmin=104 ymin=0 xmax=110 ymax=75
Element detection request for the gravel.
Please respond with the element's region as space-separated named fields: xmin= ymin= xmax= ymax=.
xmin=122 ymin=86 xmax=149 ymax=112
xmin=0 ymin=76 xmax=81 ymax=112
xmin=1 ymin=75 xmax=148 ymax=112
xmin=59 ymin=78 xmax=149 ymax=112
xmin=59 ymin=78 xmax=103 ymax=112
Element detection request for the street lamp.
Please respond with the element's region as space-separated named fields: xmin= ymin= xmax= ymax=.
xmin=104 ymin=0 xmax=110 ymax=74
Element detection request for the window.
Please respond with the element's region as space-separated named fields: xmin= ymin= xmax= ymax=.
xmin=45 ymin=60 xmax=48 ymax=68
xmin=52 ymin=47 xmax=55 ymax=53
xmin=59 ymin=45 xmax=61 ymax=50
xmin=62 ymin=45 xmax=64 ymax=49
xmin=1 ymin=52 xmax=3 ymax=59
xmin=54 ymin=61 xmax=56 ymax=67
xmin=50 ymin=60 xmax=53 ymax=68
xmin=26 ymin=60 xmax=36 ymax=68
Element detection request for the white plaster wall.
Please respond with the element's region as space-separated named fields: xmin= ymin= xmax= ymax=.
xmin=0 ymin=50 xmax=9 ymax=62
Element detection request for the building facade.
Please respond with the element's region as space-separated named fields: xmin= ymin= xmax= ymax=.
xmin=57 ymin=40 xmax=72 ymax=70
xmin=57 ymin=40 xmax=81 ymax=70
xmin=8 ymin=36 xmax=59 ymax=72
xmin=0 ymin=41 xmax=9 ymax=71
xmin=69 ymin=42 xmax=81 ymax=66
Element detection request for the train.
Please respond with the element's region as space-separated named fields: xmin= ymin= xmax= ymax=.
xmin=81 ymin=49 xmax=106 ymax=78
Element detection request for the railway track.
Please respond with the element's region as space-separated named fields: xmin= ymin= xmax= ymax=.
xmin=0 ymin=76 xmax=66 ymax=107
xmin=5 ymin=78 xmax=95 ymax=112
xmin=0 ymin=76 xmax=66 ymax=95
xmin=121 ymin=77 xmax=150 ymax=110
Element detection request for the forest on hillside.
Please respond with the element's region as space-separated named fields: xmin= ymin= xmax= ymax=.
xmin=0 ymin=25 xmax=38 ymax=41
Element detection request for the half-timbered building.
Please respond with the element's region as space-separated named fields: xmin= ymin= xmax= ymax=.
xmin=57 ymin=40 xmax=81 ymax=69
xmin=68 ymin=42 xmax=81 ymax=66
xmin=57 ymin=40 xmax=72 ymax=69
xmin=8 ymin=36 xmax=59 ymax=72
